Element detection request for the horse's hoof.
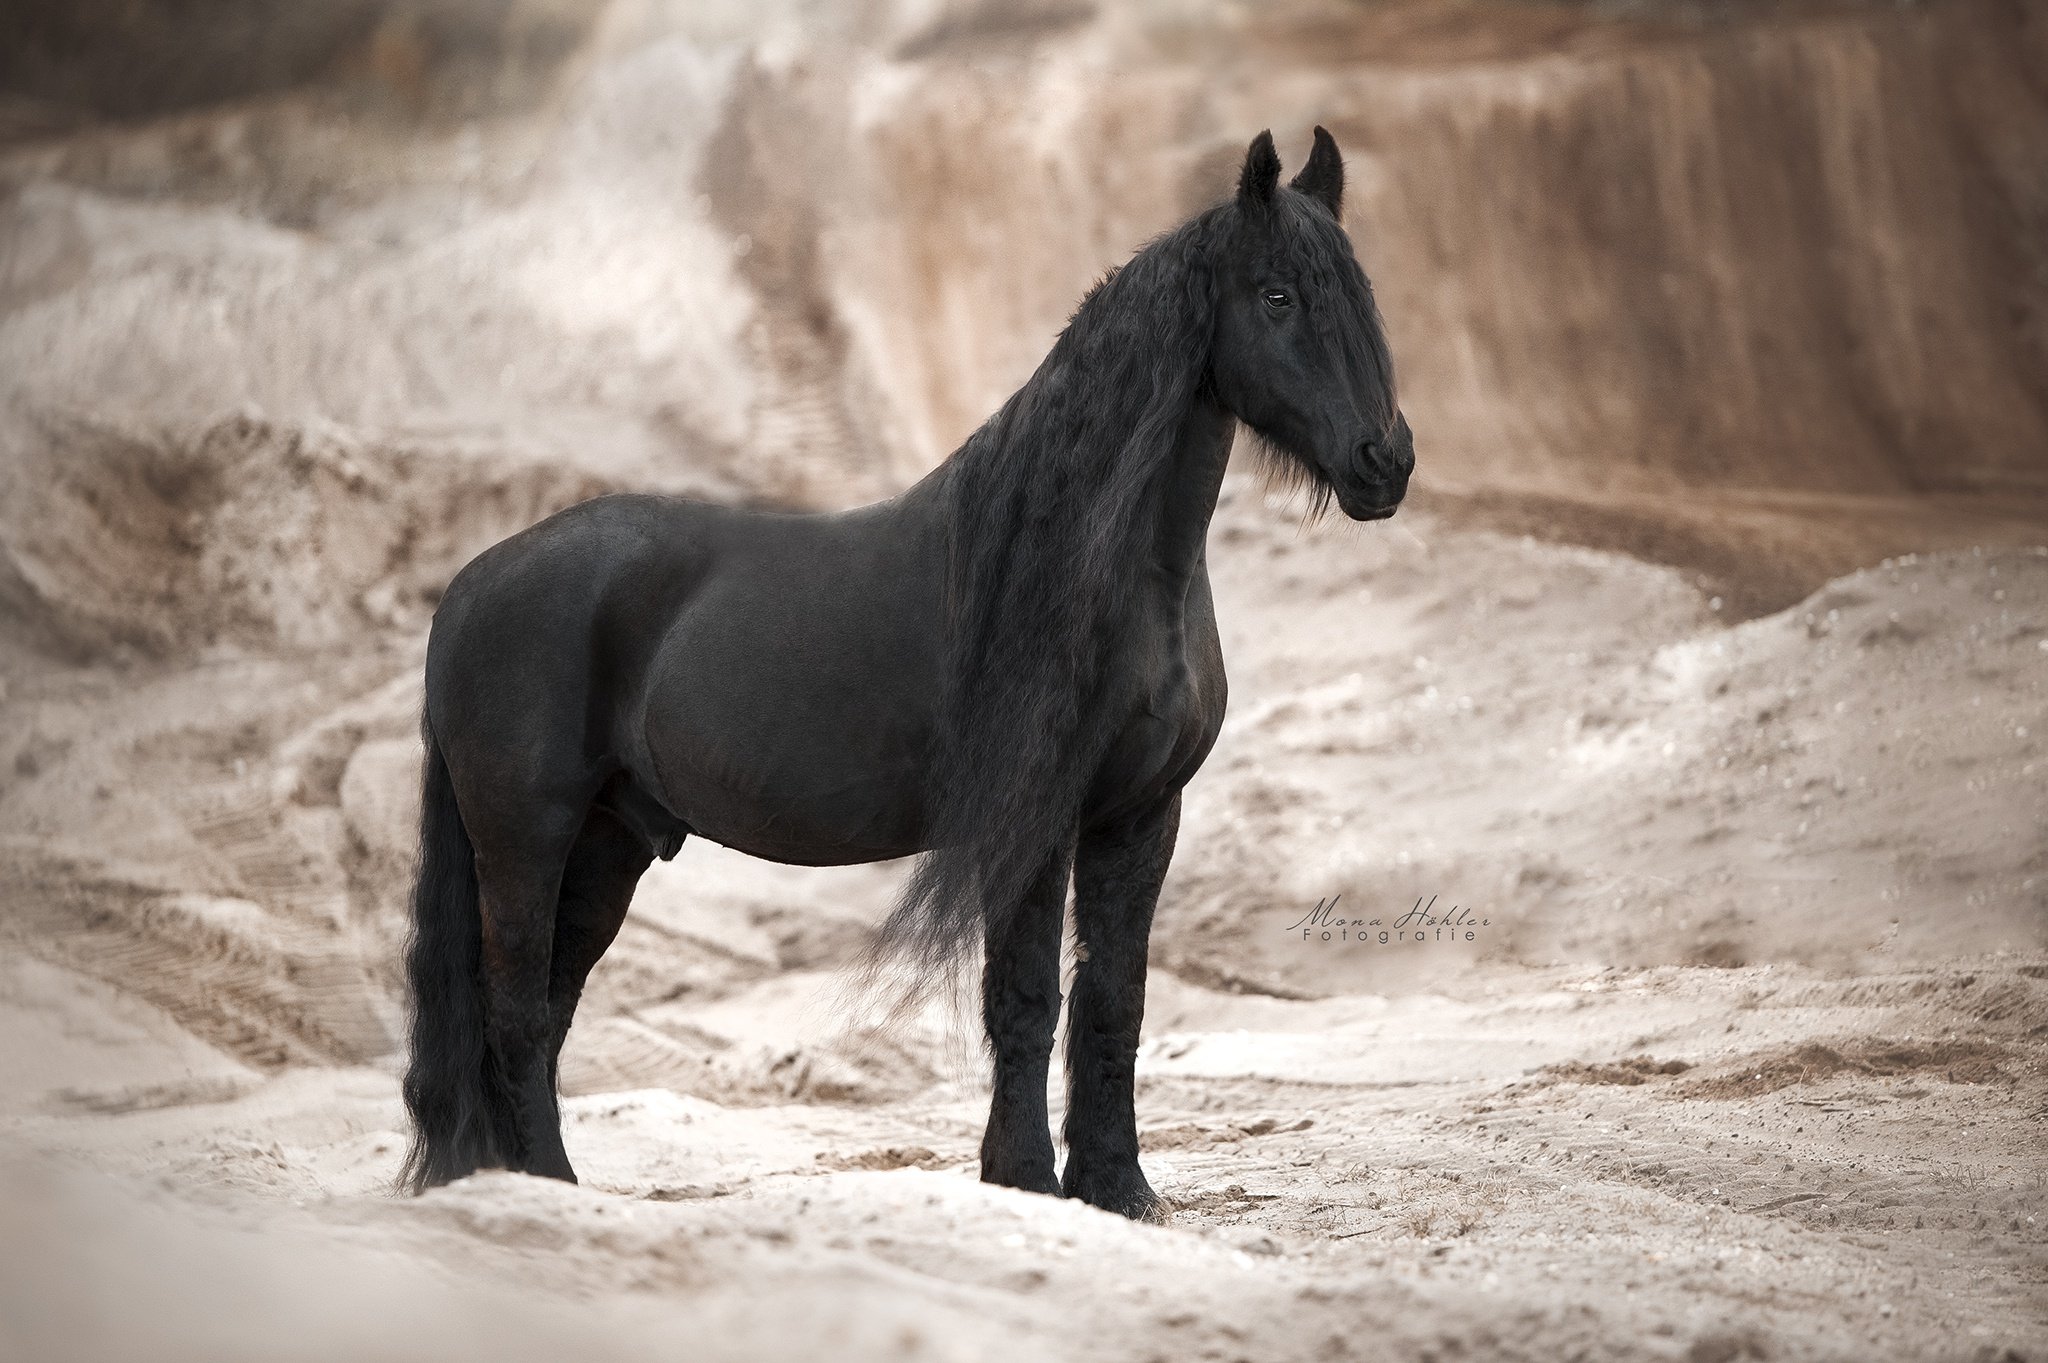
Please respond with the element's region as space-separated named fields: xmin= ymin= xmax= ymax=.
xmin=519 ymin=1153 xmax=579 ymax=1184
xmin=1062 ymin=1163 xmax=1168 ymax=1222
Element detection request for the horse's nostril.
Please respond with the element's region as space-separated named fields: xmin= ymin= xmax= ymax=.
xmin=1357 ymin=438 xmax=1400 ymax=481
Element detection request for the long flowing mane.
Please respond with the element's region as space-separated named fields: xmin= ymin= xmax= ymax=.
xmin=866 ymin=208 xmax=1227 ymax=982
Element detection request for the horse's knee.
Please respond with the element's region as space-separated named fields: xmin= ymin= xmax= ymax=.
xmin=982 ymin=975 xmax=1059 ymax=1060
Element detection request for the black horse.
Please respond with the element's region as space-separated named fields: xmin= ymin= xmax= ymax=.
xmin=401 ymin=128 xmax=1412 ymax=1218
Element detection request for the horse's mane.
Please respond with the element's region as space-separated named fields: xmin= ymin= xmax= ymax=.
xmin=864 ymin=206 xmax=1229 ymax=991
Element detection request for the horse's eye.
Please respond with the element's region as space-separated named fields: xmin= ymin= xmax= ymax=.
xmin=1262 ymin=289 xmax=1293 ymax=311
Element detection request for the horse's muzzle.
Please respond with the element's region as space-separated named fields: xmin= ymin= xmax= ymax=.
xmin=1355 ymin=411 xmax=1415 ymax=481
xmin=1342 ymin=412 xmax=1413 ymax=520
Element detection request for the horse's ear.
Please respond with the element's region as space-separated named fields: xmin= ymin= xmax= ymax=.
xmin=1237 ymin=130 xmax=1281 ymax=208
xmin=1290 ymin=125 xmax=1344 ymax=217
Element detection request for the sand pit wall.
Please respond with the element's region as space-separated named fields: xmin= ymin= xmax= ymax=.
xmin=0 ymin=410 xmax=614 ymax=665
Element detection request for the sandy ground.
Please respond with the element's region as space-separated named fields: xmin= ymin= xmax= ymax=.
xmin=3 ymin=480 xmax=2044 ymax=1363
xmin=3 ymin=2 xmax=2046 ymax=1359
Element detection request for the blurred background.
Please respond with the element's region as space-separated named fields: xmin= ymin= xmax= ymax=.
xmin=1 ymin=5 xmax=2045 ymax=1359
xmin=5 ymin=0 xmax=2046 ymax=602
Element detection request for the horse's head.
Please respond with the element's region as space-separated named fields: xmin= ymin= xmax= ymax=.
xmin=1210 ymin=128 xmax=1412 ymax=521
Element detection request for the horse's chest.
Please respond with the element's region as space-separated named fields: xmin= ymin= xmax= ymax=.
xmin=1089 ymin=588 xmax=1227 ymax=821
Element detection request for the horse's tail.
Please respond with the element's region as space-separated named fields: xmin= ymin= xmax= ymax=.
xmin=397 ymin=719 xmax=499 ymax=1193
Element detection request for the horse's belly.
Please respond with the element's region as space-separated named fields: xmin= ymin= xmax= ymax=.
xmin=651 ymin=748 xmax=928 ymax=866
xmin=634 ymin=590 xmax=939 ymax=866
xmin=681 ymin=805 xmax=922 ymax=867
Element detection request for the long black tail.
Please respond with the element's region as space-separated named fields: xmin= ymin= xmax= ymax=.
xmin=397 ymin=722 xmax=501 ymax=1193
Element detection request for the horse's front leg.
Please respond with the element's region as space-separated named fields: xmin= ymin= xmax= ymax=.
xmin=1062 ymin=793 xmax=1178 ymax=1220
xmin=978 ymin=848 xmax=1073 ymax=1197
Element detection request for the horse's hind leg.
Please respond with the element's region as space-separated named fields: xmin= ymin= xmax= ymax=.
xmin=470 ymin=807 xmax=584 ymax=1183
xmin=978 ymin=848 xmax=1073 ymax=1197
xmin=1062 ymin=793 xmax=1178 ymax=1221
xmin=545 ymin=810 xmax=657 ymax=1094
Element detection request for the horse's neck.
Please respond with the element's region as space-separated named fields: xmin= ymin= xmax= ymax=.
xmin=1145 ymin=393 xmax=1236 ymax=590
